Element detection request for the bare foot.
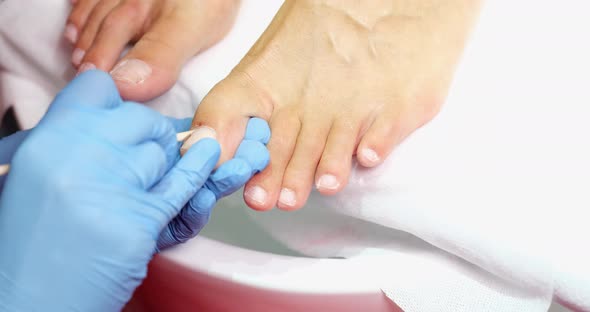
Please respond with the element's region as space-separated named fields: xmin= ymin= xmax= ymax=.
xmin=65 ymin=0 xmax=239 ymax=101
xmin=183 ymin=0 xmax=481 ymax=211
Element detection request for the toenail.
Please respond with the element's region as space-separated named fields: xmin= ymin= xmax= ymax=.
xmin=180 ymin=126 xmax=217 ymax=156
xmin=77 ymin=63 xmax=96 ymax=75
xmin=64 ymin=24 xmax=78 ymax=44
xmin=110 ymin=59 xmax=152 ymax=85
xmin=316 ymin=174 xmax=340 ymax=191
xmin=71 ymin=48 xmax=85 ymax=66
xmin=278 ymin=188 xmax=297 ymax=207
xmin=360 ymin=148 xmax=380 ymax=165
xmin=245 ymin=186 xmax=268 ymax=205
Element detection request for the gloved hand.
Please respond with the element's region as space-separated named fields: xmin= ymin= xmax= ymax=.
xmin=0 ymin=71 xmax=269 ymax=312
xmin=0 ymin=119 xmax=269 ymax=251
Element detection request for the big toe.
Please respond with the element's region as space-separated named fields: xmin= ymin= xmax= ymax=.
xmin=109 ymin=1 xmax=238 ymax=102
xmin=183 ymin=73 xmax=273 ymax=167
xmin=110 ymin=55 xmax=176 ymax=102
xmin=109 ymin=26 xmax=194 ymax=102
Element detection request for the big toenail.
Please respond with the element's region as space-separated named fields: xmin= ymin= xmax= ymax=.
xmin=64 ymin=24 xmax=78 ymax=44
xmin=180 ymin=126 xmax=217 ymax=156
xmin=360 ymin=148 xmax=380 ymax=165
xmin=316 ymin=174 xmax=340 ymax=191
xmin=279 ymin=188 xmax=297 ymax=207
xmin=77 ymin=63 xmax=96 ymax=75
xmin=71 ymin=48 xmax=85 ymax=66
xmin=245 ymin=186 xmax=268 ymax=205
xmin=110 ymin=59 xmax=152 ymax=84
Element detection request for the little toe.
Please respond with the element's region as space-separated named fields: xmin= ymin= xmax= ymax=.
xmin=278 ymin=120 xmax=330 ymax=211
xmin=356 ymin=112 xmax=407 ymax=168
xmin=244 ymin=110 xmax=301 ymax=211
xmin=315 ymin=118 xmax=362 ymax=195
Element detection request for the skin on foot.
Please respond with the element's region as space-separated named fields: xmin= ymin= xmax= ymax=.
xmin=183 ymin=0 xmax=482 ymax=211
xmin=65 ymin=0 xmax=240 ymax=101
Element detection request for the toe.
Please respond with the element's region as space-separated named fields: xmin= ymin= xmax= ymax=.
xmin=278 ymin=118 xmax=330 ymax=210
xmin=244 ymin=110 xmax=301 ymax=211
xmin=78 ymin=1 xmax=150 ymax=71
xmin=73 ymin=0 xmax=121 ymax=50
xmin=315 ymin=118 xmax=363 ymax=195
xmin=109 ymin=0 xmax=239 ymax=102
xmin=187 ymin=73 xmax=273 ymax=166
xmin=356 ymin=111 xmax=407 ymax=168
xmin=65 ymin=0 xmax=100 ymax=45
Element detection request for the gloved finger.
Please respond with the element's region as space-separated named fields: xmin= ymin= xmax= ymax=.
xmin=119 ymin=142 xmax=169 ymax=190
xmin=156 ymin=188 xmax=216 ymax=251
xmin=150 ymin=138 xmax=220 ymax=222
xmin=165 ymin=117 xmax=192 ymax=153
xmin=106 ymin=103 xmax=177 ymax=145
xmin=96 ymin=103 xmax=179 ymax=165
xmin=51 ymin=70 xmax=121 ymax=111
xmin=166 ymin=117 xmax=192 ymax=133
xmin=233 ymin=140 xmax=270 ymax=174
xmin=202 ymin=136 xmax=269 ymax=200
xmin=244 ymin=117 xmax=271 ymax=144
xmin=204 ymin=158 xmax=252 ymax=199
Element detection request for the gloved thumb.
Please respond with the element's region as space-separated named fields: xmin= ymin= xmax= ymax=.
xmin=51 ymin=70 xmax=122 ymax=112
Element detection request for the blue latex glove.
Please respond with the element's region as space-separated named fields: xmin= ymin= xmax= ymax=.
xmin=0 ymin=108 xmax=270 ymax=253
xmin=0 ymin=71 xmax=269 ymax=311
xmin=0 ymin=121 xmax=269 ymax=253
xmin=0 ymin=121 xmax=269 ymax=251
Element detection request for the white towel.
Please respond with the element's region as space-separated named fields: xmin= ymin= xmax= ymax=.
xmin=237 ymin=1 xmax=590 ymax=311
xmin=1 ymin=1 xmax=587 ymax=311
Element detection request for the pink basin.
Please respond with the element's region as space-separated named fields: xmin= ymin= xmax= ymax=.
xmin=133 ymin=237 xmax=402 ymax=312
